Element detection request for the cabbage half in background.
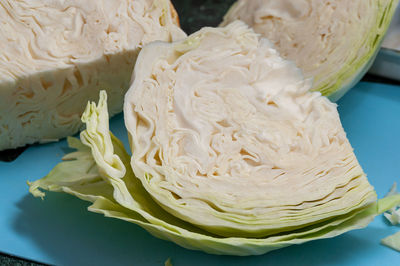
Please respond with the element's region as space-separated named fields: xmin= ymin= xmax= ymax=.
xmin=29 ymin=22 xmax=400 ymax=255
xmin=0 ymin=0 xmax=184 ymax=151
xmin=221 ymin=0 xmax=399 ymax=101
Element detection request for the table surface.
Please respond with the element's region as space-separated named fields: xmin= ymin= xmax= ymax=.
xmin=1 ymin=81 xmax=400 ymax=266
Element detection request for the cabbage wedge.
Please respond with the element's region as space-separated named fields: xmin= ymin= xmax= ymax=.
xmin=29 ymin=91 xmax=400 ymax=255
xmin=29 ymin=22 xmax=400 ymax=255
xmin=221 ymin=0 xmax=399 ymax=101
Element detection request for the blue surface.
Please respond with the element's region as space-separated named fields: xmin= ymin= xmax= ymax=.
xmin=0 ymin=82 xmax=400 ymax=266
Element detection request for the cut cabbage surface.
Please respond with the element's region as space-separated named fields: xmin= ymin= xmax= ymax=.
xmin=221 ymin=0 xmax=399 ymax=101
xmin=29 ymin=22 xmax=400 ymax=255
xmin=0 ymin=0 xmax=185 ymax=151
xmin=124 ymin=21 xmax=377 ymax=237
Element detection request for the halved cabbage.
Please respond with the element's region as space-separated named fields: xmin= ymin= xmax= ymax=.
xmin=0 ymin=0 xmax=185 ymax=150
xmin=29 ymin=22 xmax=400 ymax=255
xmin=221 ymin=0 xmax=399 ymax=101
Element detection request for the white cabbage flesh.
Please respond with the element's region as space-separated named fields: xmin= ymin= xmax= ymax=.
xmin=221 ymin=0 xmax=399 ymax=101
xmin=0 ymin=0 xmax=185 ymax=150
xmin=124 ymin=21 xmax=377 ymax=237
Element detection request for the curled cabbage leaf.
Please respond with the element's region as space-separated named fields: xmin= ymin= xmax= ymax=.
xmin=29 ymin=22 xmax=400 ymax=255
xmin=0 ymin=0 xmax=185 ymax=150
xmin=221 ymin=0 xmax=399 ymax=101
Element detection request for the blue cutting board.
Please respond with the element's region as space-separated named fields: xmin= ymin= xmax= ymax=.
xmin=1 ymin=82 xmax=400 ymax=266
